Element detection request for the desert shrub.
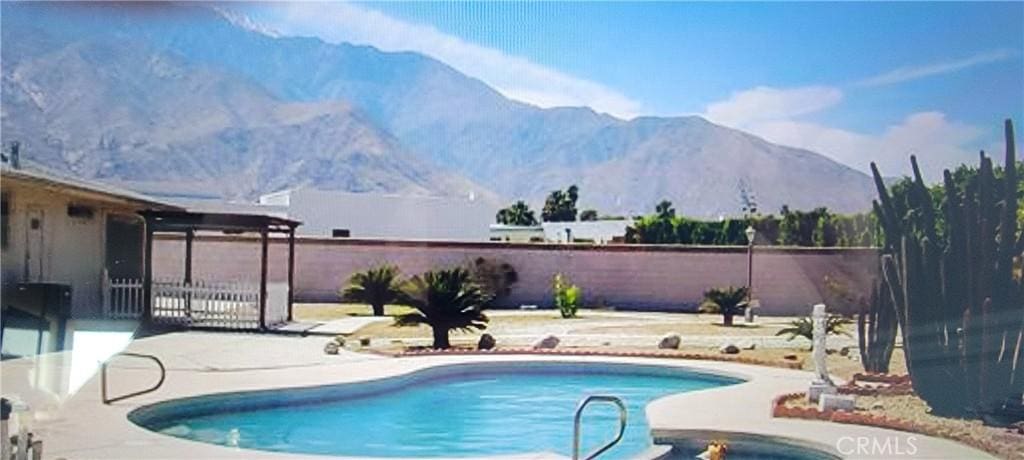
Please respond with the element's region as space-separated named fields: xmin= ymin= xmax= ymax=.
xmin=552 ymin=273 xmax=582 ymax=318
xmin=469 ymin=257 xmax=518 ymax=305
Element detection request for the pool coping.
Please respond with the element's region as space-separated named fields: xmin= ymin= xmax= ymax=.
xmin=8 ymin=350 xmax=999 ymax=460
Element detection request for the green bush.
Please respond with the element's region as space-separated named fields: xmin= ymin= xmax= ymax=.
xmin=553 ymin=273 xmax=582 ymax=318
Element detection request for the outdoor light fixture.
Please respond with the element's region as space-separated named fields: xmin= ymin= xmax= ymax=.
xmin=745 ymin=225 xmax=756 ymax=322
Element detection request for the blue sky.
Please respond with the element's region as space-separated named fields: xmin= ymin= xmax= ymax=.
xmin=249 ymin=1 xmax=1024 ymax=180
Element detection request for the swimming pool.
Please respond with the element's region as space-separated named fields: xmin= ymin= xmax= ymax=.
xmin=130 ymin=362 xmax=742 ymax=458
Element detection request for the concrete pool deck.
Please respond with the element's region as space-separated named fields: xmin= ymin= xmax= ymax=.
xmin=0 ymin=331 xmax=996 ymax=460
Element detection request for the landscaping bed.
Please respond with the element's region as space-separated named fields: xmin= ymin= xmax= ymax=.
xmin=773 ymin=375 xmax=1024 ymax=460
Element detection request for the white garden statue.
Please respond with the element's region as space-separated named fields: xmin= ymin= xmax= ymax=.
xmin=808 ymin=303 xmax=836 ymax=402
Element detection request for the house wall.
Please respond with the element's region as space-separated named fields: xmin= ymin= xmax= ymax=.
xmin=153 ymin=235 xmax=880 ymax=316
xmin=259 ymin=189 xmax=497 ymax=241
xmin=1 ymin=181 xmax=144 ymax=318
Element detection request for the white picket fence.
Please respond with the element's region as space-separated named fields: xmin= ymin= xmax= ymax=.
xmin=102 ymin=273 xmax=288 ymax=330
xmin=102 ymin=273 xmax=145 ymax=319
xmin=151 ymin=278 xmax=261 ymax=330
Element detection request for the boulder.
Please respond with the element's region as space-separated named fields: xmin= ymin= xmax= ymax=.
xmin=358 ymin=337 xmax=371 ymax=347
xmin=324 ymin=341 xmax=340 ymax=355
xmin=333 ymin=335 xmax=346 ymax=347
xmin=533 ymin=335 xmax=560 ymax=349
xmin=658 ymin=333 xmax=681 ymax=349
xmin=477 ymin=333 xmax=497 ymax=350
xmin=719 ymin=344 xmax=740 ymax=354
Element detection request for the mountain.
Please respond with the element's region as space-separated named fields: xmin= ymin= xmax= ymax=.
xmin=0 ymin=2 xmax=875 ymax=217
xmin=0 ymin=3 xmax=495 ymax=202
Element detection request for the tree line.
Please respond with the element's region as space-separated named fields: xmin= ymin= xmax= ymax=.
xmin=624 ymin=201 xmax=879 ymax=247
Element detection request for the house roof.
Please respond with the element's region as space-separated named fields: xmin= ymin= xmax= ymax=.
xmin=140 ymin=210 xmax=300 ymax=234
xmin=2 ymin=163 xmax=298 ymax=231
xmin=1 ymin=163 xmax=183 ymax=210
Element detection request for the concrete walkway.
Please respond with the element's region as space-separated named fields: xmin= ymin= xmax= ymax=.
xmin=306 ymin=316 xmax=393 ymax=335
xmin=0 ymin=331 xmax=994 ymax=460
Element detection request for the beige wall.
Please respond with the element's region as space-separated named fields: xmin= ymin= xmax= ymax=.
xmin=154 ymin=235 xmax=880 ymax=316
xmin=1 ymin=180 xmax=144 ymax=318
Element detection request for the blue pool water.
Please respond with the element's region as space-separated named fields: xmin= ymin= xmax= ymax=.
xmin=131 ymin=362 xmax=742 ymax=458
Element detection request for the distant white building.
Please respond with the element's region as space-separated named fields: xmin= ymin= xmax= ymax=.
xmin=258 ymin=188 xmax=496 ymax=241
xmin=490 ymin=219 xmax=633 ymax=244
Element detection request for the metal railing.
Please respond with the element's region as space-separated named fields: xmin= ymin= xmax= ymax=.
xmin=572 ymin=395 xmax=627 ymax=460
xmin=101 ymin=352 xmax=166 ymax=404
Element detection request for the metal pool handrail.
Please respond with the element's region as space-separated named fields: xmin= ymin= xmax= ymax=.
xmin=572 ymin=394 xmax=627 ymax=460
xmin=101 ymin=352 xmax=166 ymax=404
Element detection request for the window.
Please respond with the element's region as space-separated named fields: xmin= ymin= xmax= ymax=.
xmin=67 ymin=204 xmax=95 ymax=220
xmin=332 ymin=229 xmax=350 ymax=238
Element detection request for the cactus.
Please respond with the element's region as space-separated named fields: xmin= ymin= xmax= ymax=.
xmin=858 ymin=276 xmax=898 ymax=373
xmin=871 ymin=119 xmax=1022 ymax=418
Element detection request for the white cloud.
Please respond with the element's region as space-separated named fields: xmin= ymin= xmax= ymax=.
xmin=703 ymin=86 xmax=989 ymax=181
xmin=703 ymin=86 xmax=844 ymax=128
xmin=747 ymin=112 xmax=985 ymax=181
xmin=269 ymin=2 xmax=643 ymax=118
xmin=856 ymin=49 xmax=1015 ymax=87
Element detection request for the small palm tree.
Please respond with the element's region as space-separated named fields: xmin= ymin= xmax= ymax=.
xmin=776 ymin=315 xmax=852 ymax=350
xmin=340 ymin=265 xmax=402 ymax=316
xmin=699 ymin=286 xmax=750 ymax=326
xmin=395 ymin=267 xmax=491 ymax=349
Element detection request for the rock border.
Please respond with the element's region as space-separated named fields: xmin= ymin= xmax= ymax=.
xmin=389 ymin=347 xmax=804 ymax=370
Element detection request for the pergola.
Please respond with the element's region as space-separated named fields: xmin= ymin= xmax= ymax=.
xmin=140 ymin=210 xmax=301 ymax=330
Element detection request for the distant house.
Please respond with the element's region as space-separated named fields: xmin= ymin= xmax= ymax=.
xmin=489 ymin=224 xmax=545 ymax=242
xmin=258 ymin=188 xmax=496 ymax=241
xmin=489 ymin=219 xmax=633 ymax=244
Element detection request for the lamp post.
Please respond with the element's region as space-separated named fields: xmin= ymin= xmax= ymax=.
xmin=744 ymin=225 xmax=756 ymax=323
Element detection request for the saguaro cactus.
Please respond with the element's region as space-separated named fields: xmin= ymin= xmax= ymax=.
xmin=858 ymin=276 xmax=898 ymax=374
xmin=871 ymin=119 xmax=1022 ymax=418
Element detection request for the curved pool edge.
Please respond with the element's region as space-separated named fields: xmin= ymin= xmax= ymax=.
xmin=43 ymin=350 xmax=998 ymax=460
xmin=127 ymin=359 xmax=744 ymax=432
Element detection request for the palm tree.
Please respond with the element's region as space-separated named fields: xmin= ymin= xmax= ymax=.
xmin=340 ymin=265 xmax=402 ymax=316
xmin=655 ymin=200 xmax=676 ymax=220
xmin=776 ymin=315 xmax=852 ymax=350
xmin=699 ymin=286 xmax=750 ymax=326
xmin=496 ymin=200 xmax=538 ymax=226
xmin=395 ymin=267 xmax=491 ymax=349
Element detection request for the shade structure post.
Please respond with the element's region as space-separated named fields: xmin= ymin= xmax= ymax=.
xmin=259 ymin=228 xmax=269 ymax=330
xmin=287 ymin=226 xmax=296 ymax=322
xmin=142 ymin=222 xmax=154 ymax=324
xmin=184 ymin=229 xmax=194 ymax=318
